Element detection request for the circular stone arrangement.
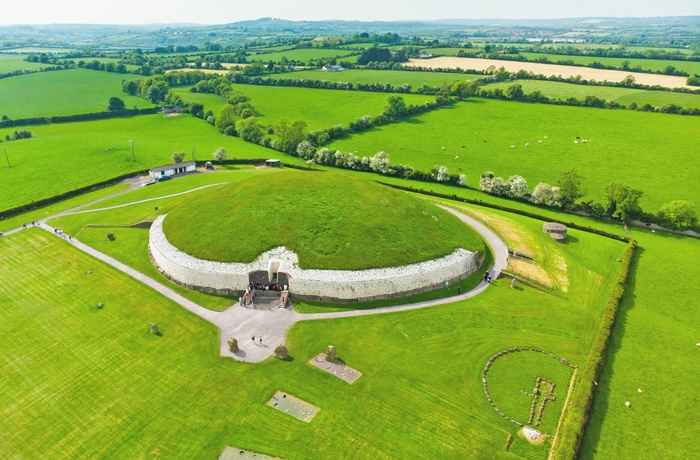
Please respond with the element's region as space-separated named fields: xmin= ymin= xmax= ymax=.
xmin=481 ymin=347 xmax=578 ymax=436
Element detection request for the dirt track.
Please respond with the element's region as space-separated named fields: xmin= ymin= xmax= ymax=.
xmin=405 ymin=57 xmax=692 ymax=89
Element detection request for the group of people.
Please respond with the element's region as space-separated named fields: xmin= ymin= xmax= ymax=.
xmin=249 ymin=281 xmax=287 ymax=292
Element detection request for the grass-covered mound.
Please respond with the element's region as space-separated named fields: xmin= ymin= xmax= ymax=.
xmin=163 ymin=170 xmax=482 ymax=269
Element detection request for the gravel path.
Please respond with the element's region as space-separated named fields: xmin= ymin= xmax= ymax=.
xmin=4 ymin=181 xmax=508 ymax=363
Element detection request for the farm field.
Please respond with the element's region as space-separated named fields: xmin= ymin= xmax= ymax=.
xmin=269 ymin=68 xmax=481 ymax=87
xmin=0 ymin=69 xmax=152 ymax=119
xmin=247 ymin=48 xmax=357 ymax=63
xmin=330 ymin=99 xmax=700 ymax=210
xmin=0 ymin=185 xmax=625 ymax=458
xmin=0 ymin=54 xmax=46 ymax=72
xmin=483 ymin=79 xmax=700 ymax=108
xmin=0 ymin=114 xmax=294 ymax=213
xmin=405 ymin=57 xmax=692 ymax=89
xmin=176 ymin=84 xmax=435 ymax=131
xmin=518 ymin=52 xmax=700 ymax=75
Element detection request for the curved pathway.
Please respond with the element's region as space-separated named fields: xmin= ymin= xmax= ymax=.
xmin=5 ymin=182 xmax=508 ymax=363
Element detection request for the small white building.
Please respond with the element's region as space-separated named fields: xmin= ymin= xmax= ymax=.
xmin=419 ymin=52 xmax=433 ymax=58
xmin=322 ymin=65 xmax=344 ymax=72
xmin=148 ymin=161 xmax=196 ymax=180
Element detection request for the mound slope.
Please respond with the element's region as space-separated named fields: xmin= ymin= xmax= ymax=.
xmin=163 ymin=170 xmax=482 ymax=270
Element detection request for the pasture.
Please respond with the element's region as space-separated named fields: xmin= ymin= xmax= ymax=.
xmin=0 ymin=114 xmax=294 ymax=213
xmin=0 ymin=54 xmax=46 ymax=72
xmin=483 ymin=79 xmax=700 ymax=108
xmin=176 ymin=84 xmax=435 ymax=131
xmin=0 ymin=183 xmax=625 ymax=458
xmin=330 ymin=99 xmax=700 ymax=210
xmin=0 ymin=69 xmax=152 ymax=119
xmin=270 ymin=68 xmax=481 ymax=87
xmin=247 ymin=48 xmax=357 ymax=63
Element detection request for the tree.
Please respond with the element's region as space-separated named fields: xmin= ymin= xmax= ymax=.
xmin=215 ymin=104 xmax=235 ymax=131
xmin=658 ymin=200 xmax=697 ymax=230
xmin=357 ymin=47 xmax=393 ymax=65
xmin=236 ymin=117 xmax=263 ymax=144
xmin=213 ymin=147 xmax=227 ymax=164
xmin=556 ymin=168 xmax=585 ymax=208
xmin=189 ymin=103 xmax=204 ymax=118
xmin=506 ymin=84 xmax=524 ymax=101
xmin=451 ymin=80 xmax=478 ymax=100
xmin=274 ymin=118 xmax=307 ymax=154
xmin=384 ymin=96 xmax=407 ymax=119
xmin=505 ymin=175 xmax=528 ymax=198
xmin=172 ymin=151 xmax=186 ymax=163
xmin=106 ymin=97 xmax=125 ymax=112
xmin=603 ymin=182 xmax=643 ymax=221
xmin=431 ymin=165 xmax=450 ymax=182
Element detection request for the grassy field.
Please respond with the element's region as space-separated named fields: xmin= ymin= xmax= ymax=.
xmin=0 ymin=54 xmax=46 ymax=72
xmin=0 ymin=69 xmax=152 ymax=119
xmin=270 ymin=68 xmax=482 ymax=87
xmin=176 ymin=84 xmax=435 ymax=131
xmin=330 ymin=99 xmax=700 ymax=210
xmin=0 ymin=114 xmax=297 ymax=213
xmin=248 ymin=48 xmax=357 ymax=63
xmin=518 ymin=52 xmax=700 ymax=75
xmin=483 ymin=79 xmax=700 ymax=108
xmin=0 ymin=193 xmax=623 ymax=458
xmin=164 ymin=170 xmax=483 ymax=269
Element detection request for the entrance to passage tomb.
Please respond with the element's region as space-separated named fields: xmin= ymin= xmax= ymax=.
xmin=246 ymin=270 xmax=291 ymax=310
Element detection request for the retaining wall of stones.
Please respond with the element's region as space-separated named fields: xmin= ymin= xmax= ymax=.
xmin=149 ymin=215 xmax=479 ymax=302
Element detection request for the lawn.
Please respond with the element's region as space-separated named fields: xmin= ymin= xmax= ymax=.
xmin=0 ymin=114 xmax=297 ymax=213
xmin=329 ymin=99 xmax=700 ymax=210
xmin=0 ymin=68 xmax=152 ymax=119
xmin=176 ymin=84 xmax=435 ymax=131
xmin=269 ymin=68 xmax=481 ymax=87
xmin=163 ymin=170 xmax=484 ymax=269
xmin=0 ymin=200 xmax=622 ymax=458
xmin=483 ymin=79 xmax=700 ymax=109
xmin=518 ymin=52 xmax=700 ymax=76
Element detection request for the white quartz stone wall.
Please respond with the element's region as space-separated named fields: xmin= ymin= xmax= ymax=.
xmin=149 ymin=214 xmax=479 ymax=301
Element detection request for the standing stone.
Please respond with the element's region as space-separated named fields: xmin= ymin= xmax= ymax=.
xmin=150 ymin=323 xmax=159 ymax=334
xmin=227 ymin=337 xmax=239 ymax=352
xmin=275 ymin=345 xmax=289 ymax=359
xmin=326 ymin=345 xmax=337 ymax=363
xmin=510 ymin=278 xmax=517 ymax=289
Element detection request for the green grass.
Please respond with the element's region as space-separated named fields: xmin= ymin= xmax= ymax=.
xmin=0 ymin=69 xmax=152 ymax=119
xmin=164 ymin=170 xmax=483 ymax=269
xmin=0 ymin=114 xmax=299 ymax=214
xmin=483 ymin=80 xmax=700 ymax=109
xmin=270 ymin=68 xmax=481 ymax=87
xmin=519 ymin=52 xmax=700 ymax=76
xmin=248 ymin=48 xmax=357 ymax=63
xmin=177 ymin=84 xmax=435 ymax=131
xmin=0 ymin=214 xmax=622 ymax=458
xmin=329 ymin=99 xmax=700 ymax=210
xmin=0 ymin=55 xmax=45 ymax=72
xmin=579 ymin=230 xmax=700 ymax=459
xmin=422 ymin=47 xmax=471 ymax=56
xmin=0 ymin=183 xmax=130 ymax=233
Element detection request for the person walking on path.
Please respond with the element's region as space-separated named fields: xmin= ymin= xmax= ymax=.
xmin=251 ymin=335 xmax=255 ymax=344
xmin=259 ymin=336 xmax=263 ymax=345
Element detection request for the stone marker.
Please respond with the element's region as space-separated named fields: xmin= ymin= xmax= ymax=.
xmin=150 ymin=323 xmax=159 ymax=334
xmin=275 ymin=345 xmax=289 ymax=359
xmin=107 ymin=233 xmax=116 ymax=241
xmin=326 ymin=345 xmax=337 ymax=363
xmin=227 ymin=337 xmax=238 ymax=352
xmin=510 ymin=278 xmax=517 ymax=289
xmin=97 ymin=302 xmax=103 ymax=309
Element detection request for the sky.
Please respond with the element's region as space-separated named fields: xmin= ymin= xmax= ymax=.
xmin=3 ymin=0 xmax=699 ymax=25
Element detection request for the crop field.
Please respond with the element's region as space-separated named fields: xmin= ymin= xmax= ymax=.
xmin=0 ymin=54 xmax=46 ymax=72
xmin=0 ymin=183 xmax=625 ymax=458
xmin=483 ymin=79 xmax=700 ymax=108
xmin=518 ymin=52 xmax=700 ymax=75
xmin=270 ymin=68 xmax=481 ymax=87
xmin=330 ymin=99 xmax=700 ymax=210
xmin=0 ymin=69 xmax=152 ymax=119
xmin=0 ymin=114 xmax=294 ymax=213
xmin=176 ymin=84 xmax=435 ymax=131
xmin=247 ymin=48 xmax=357 ymax=63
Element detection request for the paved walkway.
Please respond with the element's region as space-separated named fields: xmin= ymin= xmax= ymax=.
xmin=4 ymin=183 xmax=508 ymax=363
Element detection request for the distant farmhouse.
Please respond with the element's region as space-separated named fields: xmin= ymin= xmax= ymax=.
xmin=322 ymin=65 xmax=344 ymax=72
xmin=419 ymin=52 xmax=433 ymax=58
xmin=148 ymin=161 xmax=196 ymax=180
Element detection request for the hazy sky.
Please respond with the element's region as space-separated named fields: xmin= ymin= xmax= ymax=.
xmin=3 ymin=0 xmax=699 ymax=24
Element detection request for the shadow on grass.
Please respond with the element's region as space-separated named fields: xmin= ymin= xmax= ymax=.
xmin=563 ymin=235 xmax=579 ymax=245
xmin=577 ymin=245 xmax=644 ymax=455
